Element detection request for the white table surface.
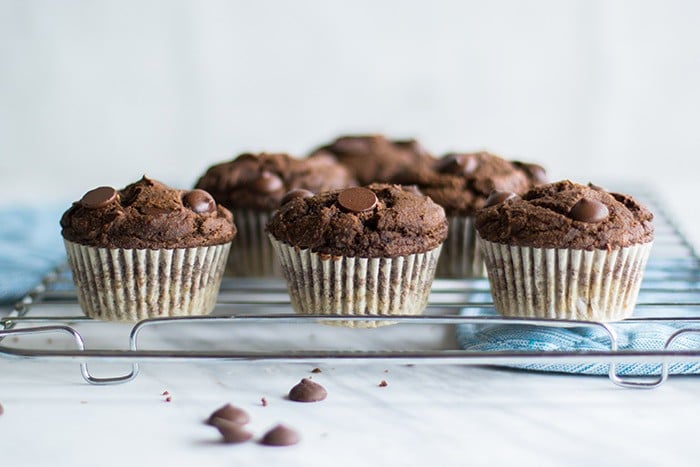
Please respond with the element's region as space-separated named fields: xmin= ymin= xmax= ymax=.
xmin=2 ymin=181 xmax=699 ymax=467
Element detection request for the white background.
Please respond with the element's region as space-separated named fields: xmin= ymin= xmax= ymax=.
xmin=2 ymin=0 xmax=699 ymax=208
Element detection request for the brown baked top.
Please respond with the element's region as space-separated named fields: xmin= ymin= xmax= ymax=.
xmin=61 ymin=176 xmax=236 ymax=249
xmin=392 ymin=151 xmax=538 ymax=217
xmin=266 ymin=184 xmax=448 ymax=258
xmin=195 ymin=152 xmax=355 ymax=211
xmin=474 ymin=180 xmax=654 ymax=250
xmin=309 ymin=135 xmax=434 ymax=185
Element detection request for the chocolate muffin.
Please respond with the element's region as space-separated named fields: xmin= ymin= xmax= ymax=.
xmin=309 ymin=134 xmax=434 ymax=185
xmin=475 ymin=180 xmax=654 ymax=322
xmin=61 ymin=176 xmax=235 ymax=321
xmin=392 ymin=151 xmax=543 ymax=277
xmin=267 ymin=184 xmax=448 ymax=327
xmin=195 ymin=152 xmax=355 ymax=276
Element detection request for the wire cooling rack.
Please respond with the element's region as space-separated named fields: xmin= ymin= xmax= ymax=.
xmin=2 ymin=188 xmax=700 ymax=389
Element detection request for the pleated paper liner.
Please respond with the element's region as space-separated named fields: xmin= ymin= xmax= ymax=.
xmin=269 ymin=235 xmax=442 ymax=328
xmin=226 ymin=209 xmax=281 ymax=277
xmin=64 ymin=240 xmax=230 ymax=322
xmin=479 ymin=238 xmax=653 ymax=321
xmin=436 ymin=215 xmax=486 ymax=278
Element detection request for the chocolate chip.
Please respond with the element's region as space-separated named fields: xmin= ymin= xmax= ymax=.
xmin=214 ymin=420 xmax=253 ymax=444
xmin=289 ymin=378 xmax=327 ymax=402
xmin=337 ymin=187 xmax=377 ymax=213
xmin=251 ymin=171 xmax=284 ymax=194
xmin=260 ymin=424 xmax=300 ymax=446
xmin=569 ymin=198 xmax=609 ymax=223
xmin=280 ymin=189 xmax=314 ymax=206
xmin=484 ymin=190 xmax=517 ymax=208
xmin=207 ymin=404 xmax=250 ymax=426
xmin=182 ymin=189 xmax=216 ymax=214
xmin=80 ymin=186 xmax=118 ymax=209
xmin=435 ymin=154 xmax=478 ymax=176
xmin=512 ymin=161 xmax=547 ymax=184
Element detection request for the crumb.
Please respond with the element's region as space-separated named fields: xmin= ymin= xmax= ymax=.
xmin=378 ymin=380 xmax=388 ymax=387
xmin=80 ymin=401 xmax=87 ymax=405
xmin=161 ymin=390 xmax=170 ymax=396
xmin=165 ymin=396 xmax=172 ymax=402
xmin=384 ymin=369 xmax=389 ymax=373
xmin=311 ymin=368 xmax=322 ymax=374
xmin=261 ymin=397 xmax=268 ymax=407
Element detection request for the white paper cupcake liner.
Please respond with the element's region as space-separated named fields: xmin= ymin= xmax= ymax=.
xmin=226 ymin=209 xmax=281 ymax=277
xmin=269 ymin=235 xmax=442 ymax=328
xmin=479 ymin=238 xmax=653 ymax=322
xmin=64 ymin=240 xmax=231 ymax=322
xmin=436 ymin=215 xmax=486 ymax=278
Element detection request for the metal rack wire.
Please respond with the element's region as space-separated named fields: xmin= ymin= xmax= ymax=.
xmin=2 ymin=189 xmax=700 ymax=389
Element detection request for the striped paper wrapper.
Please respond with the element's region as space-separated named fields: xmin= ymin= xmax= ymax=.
xmin=226 ymin=209 xmax=281 ymax=277
xmin=436 ymin=215 xmax=486 ymax=278
xmin=64 ymin=240 xmax=230 ymax=322
xmin=269 ymin=235 xmax=442 ymax=328
xmin=479 ymin=238 xmax=653 ymax=322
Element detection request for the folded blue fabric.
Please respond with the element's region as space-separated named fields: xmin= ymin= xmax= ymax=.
xmin=0 ymin=205 xmax=66 ymax=304
xmin=456 ymin=312 xmax=700 ymax=376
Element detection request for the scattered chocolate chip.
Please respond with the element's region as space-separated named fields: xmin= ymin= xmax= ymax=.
xmin=280 ymin=189 xmax=314 ymax=206
xmin=311 ymin=367 xmax=322 ymax=374
xmin=512 ymin=161 xmax=547 ymax=184
xmin=80 ymin=186 xmax=118 ymax=209
xmin=215 ymin=420 xmax=254 ymax=444
xmin=260 ymin=424 xmax=300 ymax=447
xmin=484 ymin=190 xmax=517 ymax=208
xmin=378 ymin=380 xmax=388 ymax=387
xmin=289 ymin=378 xmax=327 ymax=403
xmin=569 ymin=198 xmax=609 ymax=223
xmin=182 ymin=189 xmax=216 ymax=213
xmin=251 ymin=171 xmax=284 ymax=193
xmin=207 ymin=404 xmax=250 ymax=426
xmin=436 ymin=154 xmax=478 ymax=176
xmin=337 ymin=187 xmax=377 ymax=213
xmin=261 ymin=397 xmax=268 ymax=407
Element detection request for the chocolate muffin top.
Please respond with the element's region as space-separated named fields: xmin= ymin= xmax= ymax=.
xmin=309 ymin=134 xmax=434 ymax=185
xmin=61 ymin=176 xmax=236 ymax=249
xmin=195 ymin=152 xmax=355 ymax=211
xmin=474 ymin=180 xmax=654 ymax=250
xmin=392 ymin=151 xmax=537 ymax=216
xmin=266 ymin=184 xmax=448 ymax=258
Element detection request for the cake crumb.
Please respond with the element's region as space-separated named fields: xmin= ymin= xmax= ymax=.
xmin=311 ymin=367 xmax=322 ymax=374
xmin=378 ymin=380 xmax=388 ymax=387
xmin=261 ymin=397 xmax=268 ymax=407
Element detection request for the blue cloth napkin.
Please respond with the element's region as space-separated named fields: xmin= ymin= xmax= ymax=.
xmin=0 ymin=205 xmax=66 ymax=304
xmin=457 ymin=312 xmax=700 ymax=376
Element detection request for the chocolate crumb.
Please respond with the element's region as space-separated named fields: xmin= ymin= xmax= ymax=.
xmin=162 ymin=390 xmax=170 ymax=396
xmin=261 ymin=397 xmax=268 ymax=407
xmin=260 ymin=424 xmax=300 ymax=446
xmin=311 ymin=368 xmax=322 ymax=374
xmin=378 ymin=380 xmax=388 ymax=387
xmin=289 ymin=378 xmax=327 ymax=403
xmin=165 ymin=396 xmax=172 ymax=402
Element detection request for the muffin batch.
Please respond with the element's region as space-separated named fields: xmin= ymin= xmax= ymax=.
xmin=60 ymin=135 xmax=654 ymax=324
